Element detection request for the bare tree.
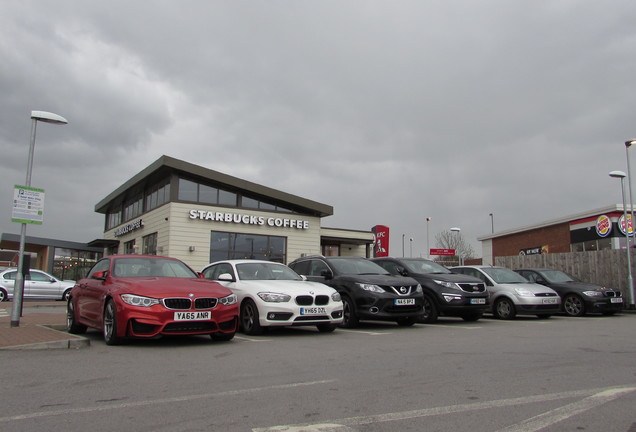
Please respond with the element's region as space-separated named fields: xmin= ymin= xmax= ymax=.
xmin=435 ymin=230 xmax=475 ymax=264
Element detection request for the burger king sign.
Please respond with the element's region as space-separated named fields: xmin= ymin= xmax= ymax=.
xmin=595 ymin=215 xmax=612 ymax=237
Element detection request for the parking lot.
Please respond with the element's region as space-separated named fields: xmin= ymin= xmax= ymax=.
xmin=1 ymin=305 xmax=635 ymax=432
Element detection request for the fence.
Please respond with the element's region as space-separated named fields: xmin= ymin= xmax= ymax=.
xmin=495 ymin=249 xmax=635 ymax=303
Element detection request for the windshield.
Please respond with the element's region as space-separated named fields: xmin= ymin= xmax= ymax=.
xmin=328 ymin=258 xmax=389 ymax=275
xmin=482 ymin=267 xmax=529 ymax=284
xmin=236 ymin=262 xmax=302 ymax=281
xmin=402 ymin=259 xmax=451 ymax=274
xmin=112 ymin=257 xmax=198 ymax=278
xmin=542 ymin=270 xmax=576 ymax=283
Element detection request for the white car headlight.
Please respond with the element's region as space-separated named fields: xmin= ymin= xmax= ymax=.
xmin=121 ymin=294 xmax=160 ymax=307
xmin=434 ymin=280 xmax=460 ymax=290
xmin=357 ymin=283 xmax=384 ymax=293
xmin=219 ymin=293 xmax=238 ymax=305
xmin=583 ymin=290 xmax=603 ymax=297
xmin=514 ymin=288 xmax=535 ymax=297
xmin=257 ymin=292 xmax=291 ymax=302
xmin=331 ymin=292 xmax=342 ymax=302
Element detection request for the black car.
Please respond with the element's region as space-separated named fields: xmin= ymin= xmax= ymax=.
xmin=372 ymin=257 xmax=489 ymax=323
xmin=288 ymin=255 xmax=424 ymax=328
xmin=514 ymin=268 xmax=623 ymax=317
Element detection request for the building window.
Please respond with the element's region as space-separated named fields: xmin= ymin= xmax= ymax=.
xmin=178 ymin=177 xmax=237 ymax=206
xmin=123 ymin=195 xmax=143 ymax=222
xmin=142 ymin=233 xmax=158 ymax=255
xmin=146 ymin=181 xmax=170 ymax=211
xmin=210 ymin=231 xmax=286 ymax=263
xmin=124 ymin=240 xmax=136 ymax=254
xmin=107 ymin=209 xmax=122 ymax=230
xmin=52 ymin=248 xmax=101 ymax=281
xmin=322 ymin=245 xmax=340 ymax=256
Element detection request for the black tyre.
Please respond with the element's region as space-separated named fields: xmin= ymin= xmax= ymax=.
xmin=62 ymin=289 xmax=72 ymax=302
xmin=419 ymin=295 xmax=438 ymax=324
xmin=66 ymin=299 xmax=87 ymax=334
xmin=461 ymin=313 xmax=482 ymax=322
xmin=240 ymin=299 xmax=264 ymax=335
xmin=103 ymin=299 xmax=123 ymax=345
xmin=493 ymin=298 xmax=516 ymax=320
xmin=340 ymin=295 xmax=359 ymax=328
xmin=0 ymin=288 xmax=7 ymax=302
xmin=211 ymin=332 xmax=235 ymax=341
xmin=563 ymin=294 xmax=585 ymax=317
xmin=316 ymin=323 xmax=336 ymax=333
xmin=396 ymin=317 xmax=416 ymax=327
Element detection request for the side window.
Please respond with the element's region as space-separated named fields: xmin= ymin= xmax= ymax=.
xmin=290 ymin=260 xmax=309 ymax=275
xmin=29 ymin=271 xmax=50 ymax=282
xmin=204 ymin=263 xmax=234 ymax=280
xmin=87 ymin=259 xmax=110 ymax=278
xmin=309 ymin=260 xmax=329 ymax=277
xmin=521 ymin=272 xmax=536 ymax=282
xmin=3 ymin=271 xmax=18 ymax=280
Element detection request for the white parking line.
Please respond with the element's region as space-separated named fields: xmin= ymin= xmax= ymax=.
xmin=335 ymin=328 xmax=392 ymax=336
xmin=234 ymin=335 xmax=273 ymax=342
xmin=252 ymin=385 xmax=636 ymax=432
xmin=0 ymin=379 xmax=336 ymax=424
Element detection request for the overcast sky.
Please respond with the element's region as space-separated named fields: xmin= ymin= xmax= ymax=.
xmin=2 ymin=1 xmax=636 ymax=258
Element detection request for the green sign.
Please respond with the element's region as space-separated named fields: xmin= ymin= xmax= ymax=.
xmin=11 ymin=185 xmax=45 ymax=224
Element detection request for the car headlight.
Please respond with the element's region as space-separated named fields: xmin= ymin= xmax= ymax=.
xmin=218 ymin=293 xmax=238 ymax=305
xmin=514 ymin=288 xmax=535 ymax=297
xmin=257 ymin=292 xmax=291 ymax=302
xmin=434 ymin=280 xmax=460 ymax=290
xmin=415 ymin=284 xmax=423 ymax=294
xmin=356 ymin=283 xmax=384 ymax=293
xmin=442 ymin=294 xmax=462 ymax=303
xmin=583 ymin=290 xmax=603 ymax=297
xmin=331 ymin=292 xmax=342 ymax=302
xmin=121 ymin=294 xmax=160 ymax=307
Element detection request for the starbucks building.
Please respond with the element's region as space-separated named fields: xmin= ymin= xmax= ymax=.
xmin=91 ymin=155 xmax=374 ymax=271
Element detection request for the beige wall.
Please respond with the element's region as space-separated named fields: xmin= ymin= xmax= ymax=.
xmin=104 ymin=202 xmax=323 ymax=269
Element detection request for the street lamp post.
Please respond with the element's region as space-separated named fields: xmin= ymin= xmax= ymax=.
xmin=609 ymin=170 xmax=635 ymax=309
xmin=450 ymin=227 xmax=461 ymax=266
xmin=625 ymin=140 xmax=636 ymax=235
xmin=489 ymin=213 xmax=494 ymax=234
xmin=426 ymin=217 xmax=432 ymax=258
xmin=409 ymin=238 xmax=413 ymax=257
xmin=10 ymin=111 xmax=68 ymax=327
xmin=402 ymin=234 xmax=405 ymax=257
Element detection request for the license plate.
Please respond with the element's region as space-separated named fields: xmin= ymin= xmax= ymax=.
xmin=394 ymin=298 xmax=415 ymax=306
xmin=610 ymin=298 xmax=623 ymax=303
xmin=300 ymin=307 xmax=326 ymax=315
xmin=470 ymin=298 xmax=486 ymax=304
xmin=174 ymin=311 xmax=211 ymax=321
xmin=542 ymin=298 xmax=558 ymax=304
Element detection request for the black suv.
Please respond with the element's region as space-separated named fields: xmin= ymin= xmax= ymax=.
xmin=371 ymin=257 xmax=489 ymax=323
xmin=288 ymin=255 xmax=424 ymax=328
xmin=514 ymin=268 xmax=623 ymax=317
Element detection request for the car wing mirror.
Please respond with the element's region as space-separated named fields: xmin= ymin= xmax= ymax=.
xmin=320 ymin=269 xmax=333 ymax=280
xmin=396 ymin=266 xmax=408 ymax=277
xmin=218 ymin=273 xmax=236 ymax=282
xmin=92 ymin=270 xmax=108 ymax=281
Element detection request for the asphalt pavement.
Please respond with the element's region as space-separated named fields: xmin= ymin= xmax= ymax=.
xmin=0 ymin=300 xmax=90 ymax=350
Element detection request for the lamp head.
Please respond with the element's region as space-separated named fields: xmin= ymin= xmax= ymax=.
xmin=625 ymin=140 xmax=636 ymax=148
xmin=31 ymin=111 xmax=68 ymax=125
xmin=609 ymin=170 xmax=627 ymax=179
xmin=450 ymin=227 xmax=461 ymax=232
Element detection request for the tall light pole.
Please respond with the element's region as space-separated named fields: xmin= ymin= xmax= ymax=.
xmin=426 ymin=217 xmax=432 ymax=258
xmin=625 ymin=140 xmax=636 ymax=235
xmin=409 ymin=238 xmax=413 ymax=257
xmin=609 ymin=170 xmax=635 ymax=309
xmin=402 ymin=234 xmax=405 ymax=257
xmin=10 ymin=111 xmax=68 ymax=327
xmin=489 ymin=213 xmax=494 ymax=234
xmin=450 ymin=227 xmax=461 ymax=265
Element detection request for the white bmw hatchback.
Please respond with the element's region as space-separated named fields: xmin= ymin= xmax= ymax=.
xmin=201 ymin=260 xmax=343 ymax=335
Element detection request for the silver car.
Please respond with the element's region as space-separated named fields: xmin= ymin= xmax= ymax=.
xmin=0 ymin=268 xmax=75 ymax=302
xmin=451 ymin=265 xmax=561 ymax=319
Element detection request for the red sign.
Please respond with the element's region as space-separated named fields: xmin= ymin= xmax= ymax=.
xmin=372 ymin=225 xmax=390 ymax=257
xmin=430 ymin=248 xmax=456 ymax=256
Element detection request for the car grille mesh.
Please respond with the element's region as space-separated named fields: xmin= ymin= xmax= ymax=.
xmin=295 ymin=295 xmax=330 ymax=306
xmin=534 ymin=292 xmax=558 ymax=297
xmin=386 ymin=285 xmax=418 ymax=296
xmin=457 ymin=283 xmax=486 ymax=293
xmin=163 ymin=297 xmax=218 ymax=310
xmin=605 ymin=291 xmax=622 ymax=297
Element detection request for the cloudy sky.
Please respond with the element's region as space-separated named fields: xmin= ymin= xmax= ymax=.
xmin=2 ymin=0 xmax=636 ymax=258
